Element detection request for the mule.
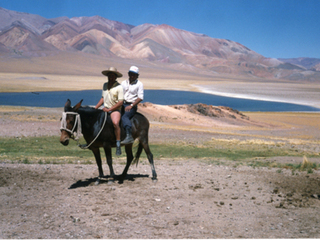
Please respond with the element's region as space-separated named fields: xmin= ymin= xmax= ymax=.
xmin=60 ymin=99 xmax=157 ymax=184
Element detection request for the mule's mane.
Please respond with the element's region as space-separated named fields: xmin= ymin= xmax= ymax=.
xmin=79 ymin=106 xmax=100 ymax=112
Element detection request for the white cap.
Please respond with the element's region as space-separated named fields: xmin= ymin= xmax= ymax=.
xmin=129 ymin=66 xmax=139 ymax=74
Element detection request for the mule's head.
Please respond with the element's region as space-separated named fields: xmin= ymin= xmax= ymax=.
xmin=60 ymin=99 xmax=82 ymax=146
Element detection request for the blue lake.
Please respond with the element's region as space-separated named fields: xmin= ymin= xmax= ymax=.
xmin=0 ymin=90 xmax=319 ymax=112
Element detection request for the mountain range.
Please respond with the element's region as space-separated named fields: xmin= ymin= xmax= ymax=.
xmin=0 ymin=7 xmax=319 ymax=81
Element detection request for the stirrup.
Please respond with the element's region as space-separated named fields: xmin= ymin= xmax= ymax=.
xmin=121 ymin=135 xmax=134 ymax=144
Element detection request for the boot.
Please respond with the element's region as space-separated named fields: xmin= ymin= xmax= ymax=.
xmin=116 ymin=140 xmax=121 ymax=156
xmin=121 ymin=127 xmax=134 ymax=144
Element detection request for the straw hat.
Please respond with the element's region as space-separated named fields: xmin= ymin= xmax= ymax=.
xmin=101 ymin=67 xmax=123 ymax=77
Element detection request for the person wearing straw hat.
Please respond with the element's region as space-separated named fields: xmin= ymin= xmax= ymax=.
xmin=121 ymin=66 xmax=144 ymax=144
xmin=95 ymin=67 xmax=124 ymax=156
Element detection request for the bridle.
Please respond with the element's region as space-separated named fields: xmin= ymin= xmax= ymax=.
xmin=60 ymin=111 xmax=107 ymax=149
xmin=60 ymin=112 xmax=82 ymax=140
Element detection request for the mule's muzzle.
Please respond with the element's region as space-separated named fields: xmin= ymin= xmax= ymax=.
xmin=60 ymin=131 xmax=70 ymax=146
xmin=60 ymin=138 xmax=69 ymax=146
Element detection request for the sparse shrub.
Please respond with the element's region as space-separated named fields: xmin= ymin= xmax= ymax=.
xmin=301 ymin=156 xmax=313 ymax=170
xmin=307 ymin=168 xmax=313 ymax=174
xmin=23 ymin=158 xmax=30 ymax=164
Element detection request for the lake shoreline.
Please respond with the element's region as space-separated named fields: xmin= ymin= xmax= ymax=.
xmin=192 ymin=84 xmax=320 ymax=109
xmin=0 ymin=89 xmax=320 ymax=112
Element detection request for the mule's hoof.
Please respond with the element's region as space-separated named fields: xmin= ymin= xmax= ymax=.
xmin=95 ymin=179 xmax=101 ymax=185
xmin=152 ymin=178 xmax=158 ymax=183
xmin=107 ymin=180 xmax=114 ymax=185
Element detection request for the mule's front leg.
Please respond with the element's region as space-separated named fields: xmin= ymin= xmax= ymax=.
xmin=103 ymin=146 xmax=115 ymax=183
xmin=118 ymin=144 xmax=134 ymax=182
xmin=92 ymin=148 xmax=104 ymax=185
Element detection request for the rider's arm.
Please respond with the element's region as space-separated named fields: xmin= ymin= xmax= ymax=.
xmin=132 ymin=98 xmax=142 ymax=107
xmin=95 ymin=97 xmax=104 ymax=109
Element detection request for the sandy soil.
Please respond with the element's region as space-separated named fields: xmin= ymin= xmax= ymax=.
xmin=1 ymin=104 xmax=320 ymax=238
xmin=1 ymin=161 xmax=320 ymax=239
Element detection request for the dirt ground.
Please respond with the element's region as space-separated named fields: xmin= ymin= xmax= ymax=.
xmin=0 ymin=104 xmax=320 ymax=238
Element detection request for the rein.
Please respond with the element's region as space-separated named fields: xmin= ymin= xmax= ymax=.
xmin=60 ymin=111 xmax=107 ymax=149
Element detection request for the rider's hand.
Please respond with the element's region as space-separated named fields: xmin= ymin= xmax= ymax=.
xmin=103 ymin=107 xmax=110 ymax=112
xmin=125 ymin=105 xmax=132 ymax=112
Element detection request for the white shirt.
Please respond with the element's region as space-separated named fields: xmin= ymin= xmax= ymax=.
xmin=121 ymin=79 xmax=144 ymax=103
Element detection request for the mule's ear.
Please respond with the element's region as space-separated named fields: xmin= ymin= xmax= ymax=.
xmin=64 ymin=99 xmax=71 ymax=111
xmin=73 ymin=99 xmax=83 ymax=112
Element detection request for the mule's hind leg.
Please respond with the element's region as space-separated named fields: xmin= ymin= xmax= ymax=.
xmin=92 ymin=148 xmax=104 ymax=185
xmin=140 ymin=141 xmax=157 ymax=182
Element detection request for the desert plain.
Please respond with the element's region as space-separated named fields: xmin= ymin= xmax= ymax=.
xmin=0 ymin=54 xmax=320 ymax=238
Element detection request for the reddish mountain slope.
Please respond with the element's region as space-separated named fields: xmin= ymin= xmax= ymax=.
xmin=0 ymin=7 xmax=319 ymax=80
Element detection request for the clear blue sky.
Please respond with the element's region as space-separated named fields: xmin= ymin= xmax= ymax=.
xmin=1 ymin=0 xmax=320 ymax=59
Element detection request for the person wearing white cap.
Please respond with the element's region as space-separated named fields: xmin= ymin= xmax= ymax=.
xmin=95 ymin=67 xmax=124 ymax=155
xmin=121 ymin=66 xmax=144 ymax=144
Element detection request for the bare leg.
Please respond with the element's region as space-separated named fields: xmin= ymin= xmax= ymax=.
xmin=110 ymin=111 xmax=122 ymax=155
xmin=110 ymin=111 xmax=121 ymax=141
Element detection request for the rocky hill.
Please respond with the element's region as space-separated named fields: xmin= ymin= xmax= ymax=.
xmin=0 ymin=7 xmax=319 ymax=81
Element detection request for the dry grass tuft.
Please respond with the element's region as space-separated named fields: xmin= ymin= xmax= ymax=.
xmin=301 ymin=156 xmax=313 ymax=170
xmin=210 ymin=137 xmax=280 ymax=146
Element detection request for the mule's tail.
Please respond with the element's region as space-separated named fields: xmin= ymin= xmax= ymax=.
xmin=132 ymin=142 xmax=143 ymax=166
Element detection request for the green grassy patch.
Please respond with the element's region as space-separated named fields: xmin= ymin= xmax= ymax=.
xmin=0 ymin=136 xmax=319 ymax=172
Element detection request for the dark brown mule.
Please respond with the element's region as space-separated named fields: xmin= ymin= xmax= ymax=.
xmin=60 ymin=99 xmax=157 ymax=184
